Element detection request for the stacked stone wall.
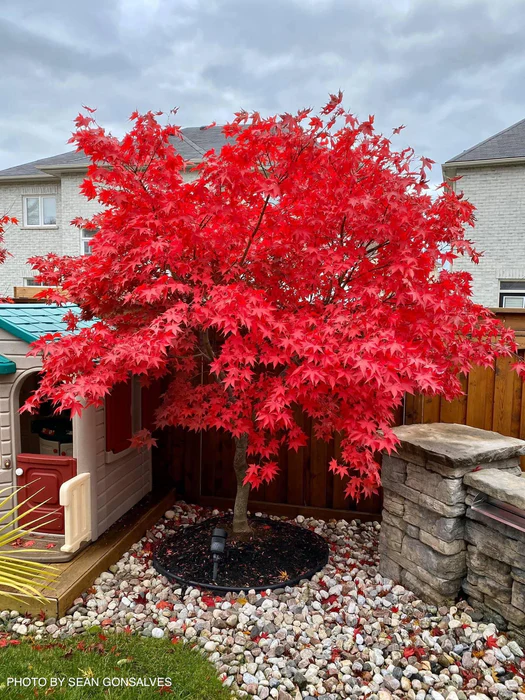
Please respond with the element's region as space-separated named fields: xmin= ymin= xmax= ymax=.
xmin=379 ymin=423 xmax=525 ymax=636
xmin=462 ymin=469 xmax=525 ymax=646
xmin=379 ymin=453 xmax=469 ymax=605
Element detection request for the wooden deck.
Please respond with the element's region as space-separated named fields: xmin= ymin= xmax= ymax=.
xmin=0 ymin=488 xmax=176 ymax=618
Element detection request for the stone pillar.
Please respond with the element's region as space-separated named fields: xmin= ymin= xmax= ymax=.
xmin=379 ymin=423 xmax=525 ymax=606
xmin=463 ymin=468 xmax=525 ymax=644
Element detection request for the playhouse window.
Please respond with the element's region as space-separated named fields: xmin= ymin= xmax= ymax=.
xmin=105 ymin=379 xmax=133 ymax=453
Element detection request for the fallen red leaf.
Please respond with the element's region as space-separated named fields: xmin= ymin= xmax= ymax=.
xmin=485 ymin=635 xmax=499 ymax=649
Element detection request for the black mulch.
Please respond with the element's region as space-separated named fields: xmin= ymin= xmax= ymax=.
xmin=153 ymin=515 xmax=329 ymax=592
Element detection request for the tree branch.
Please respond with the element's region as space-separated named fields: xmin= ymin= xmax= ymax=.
xmin=238 ymin=195 xmax=271 ymax=268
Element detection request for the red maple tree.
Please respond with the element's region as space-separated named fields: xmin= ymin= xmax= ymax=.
xmin=27 ymin=95 xmax=516 ymax=533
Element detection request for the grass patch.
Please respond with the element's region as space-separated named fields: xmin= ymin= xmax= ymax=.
xmin=0 ymin=629 xmax=233 ymax=699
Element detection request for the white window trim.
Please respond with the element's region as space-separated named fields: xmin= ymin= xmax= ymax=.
xmin=499 ymin=280 xmax=525 ymax=308
xmin=22 ymin=195 xmax=57 ymax=228
xmin=501 ymin=295 xmax=525 ymax=309
xmin=81 ymin=228 xmax=96 ymax=255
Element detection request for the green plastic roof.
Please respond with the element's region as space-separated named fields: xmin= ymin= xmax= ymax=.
xmin=0 ymin=304 xmax=90 ymax=344
xmin=0 ymin=354 xmax=16 ymax=374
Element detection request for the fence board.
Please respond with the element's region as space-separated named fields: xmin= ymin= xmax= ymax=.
xmin=286 ymin=408 xmax=306 ymax=506
xmin=439 ymin=375 xmax=468 ymax=424
xmin=308 ymin=432 xmax=329 ymax=508
xmin=465 ymin=364 xmax=495 ymax=430
xmin=404 ymin=393 xmax=421 ymax=424
xmin=423 ymin=395 xmax=440 ymax=423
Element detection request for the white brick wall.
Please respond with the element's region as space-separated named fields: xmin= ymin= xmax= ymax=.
xmin=0 ymin=181 xmax=63 ymax=297
xmin=0 ymin=169 xmax=198 ymax=297
xmin=60 ymin=173 xmax=102 ymax=257
xmin=452 ymin=163 xmax=525 ymax=308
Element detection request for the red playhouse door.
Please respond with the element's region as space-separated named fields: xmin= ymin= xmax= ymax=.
xmin=15 ymin=454 xmax=77 ymax=535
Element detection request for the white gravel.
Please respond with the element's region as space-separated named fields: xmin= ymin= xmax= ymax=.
xmin=2 ymin=501 xmax=525 ymax=700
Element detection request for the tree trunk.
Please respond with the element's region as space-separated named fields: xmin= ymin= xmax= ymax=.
xmin=233 ymin=433 xmax=252 ymax=534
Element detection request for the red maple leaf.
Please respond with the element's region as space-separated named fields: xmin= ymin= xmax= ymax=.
xmin=201 ymin=595 xmax=217 ymax=608
xmin=330 ymin=647 xmax=343 ymax=662
xmin=485 ymin=635 xmax=499 ymax=649
xmin=404 ymin=646 xmax=426 ymax=660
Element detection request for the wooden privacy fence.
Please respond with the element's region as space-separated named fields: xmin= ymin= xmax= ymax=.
xmin=163 ymin=420 xmax=383 ymax=521
xmin=156 ymin=310 xmax=525 ymax=518
xmin=405 ymin=309 xmax=525 ymax=470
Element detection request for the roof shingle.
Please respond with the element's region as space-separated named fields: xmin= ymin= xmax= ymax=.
xmin=446 ymin=117 xmax=525 ymax=163
xmin=0 ymin=127 xmax=235 ymax=179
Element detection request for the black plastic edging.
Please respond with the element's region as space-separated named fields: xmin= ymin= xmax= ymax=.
xmin=151 ymin=517 xmax=330 ymax=594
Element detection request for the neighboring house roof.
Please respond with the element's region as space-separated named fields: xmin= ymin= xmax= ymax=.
xmin=445 ymin=117 xmax=525 ymax=165
xmin=0 ymin=354 xmax=15 ymax=375
xmin=0 ymin=303 xmax=89 ymax=344
xmin=0 ymin=126 xmax=235 ymax=181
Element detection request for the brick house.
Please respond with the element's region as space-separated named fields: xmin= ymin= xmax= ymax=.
xmin=442 ymin=118 xmax=525 ymax=309
xmin=0 ymin=127 xmax=231 ymax=298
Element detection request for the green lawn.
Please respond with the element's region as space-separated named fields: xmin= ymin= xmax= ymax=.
xmin=0 ymin=629 xmax=233 ymax=699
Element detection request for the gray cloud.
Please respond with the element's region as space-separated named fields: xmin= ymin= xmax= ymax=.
xmin=1 ymin=0 xmax=525 ymax=186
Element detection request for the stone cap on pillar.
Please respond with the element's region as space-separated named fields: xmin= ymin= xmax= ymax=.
xmin=464 ymin=468 xmax=525 ymax=510
xmin=392 ymin=423 xmax=525 ymax=475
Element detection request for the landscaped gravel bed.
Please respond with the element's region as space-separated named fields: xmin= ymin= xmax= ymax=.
xmin=2 ymin=501 xmax=525 ymax=700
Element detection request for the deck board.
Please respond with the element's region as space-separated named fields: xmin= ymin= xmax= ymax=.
xmin=0 ymin=489 xmax=175 ymax=618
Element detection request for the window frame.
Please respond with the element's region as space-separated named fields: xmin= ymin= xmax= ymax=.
xmin=22 ymin=195 xmax=57 ymax=228
xmin=499 ymin=281 xmax=525 ymax=308
xmin=23 ymin=277 xmax=45 ymax=287
xmin=501 ymin=294 xmax=525 ymax=308
xmin=104 ymin=377 xmax=142 ymax=463
xmin=81 ymin=228 xmax=97 ymax=255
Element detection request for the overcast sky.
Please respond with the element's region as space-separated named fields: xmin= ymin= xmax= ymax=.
xmin=1 ymin=0 xmax=524 ymax=185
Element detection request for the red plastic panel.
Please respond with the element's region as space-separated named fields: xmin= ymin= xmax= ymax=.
xmin=106 ymin=379 xmax=133 ymax=453
xmin=16 ymin=454 xmax=77 ymax=535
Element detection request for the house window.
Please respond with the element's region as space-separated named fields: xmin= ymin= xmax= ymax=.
xmin=81 ymin=229 xmax=96 ymax=255
xmin=499 ymin=281 xmax=525 ymax=308
xmin=23 ymin=196 xmax=56 ymax=227
xmin=23 ymin=278 xmax=45 ymax=287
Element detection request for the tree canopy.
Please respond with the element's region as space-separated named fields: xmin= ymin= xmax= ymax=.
xmin=28 ymin=95 xmax=516 ymax=502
